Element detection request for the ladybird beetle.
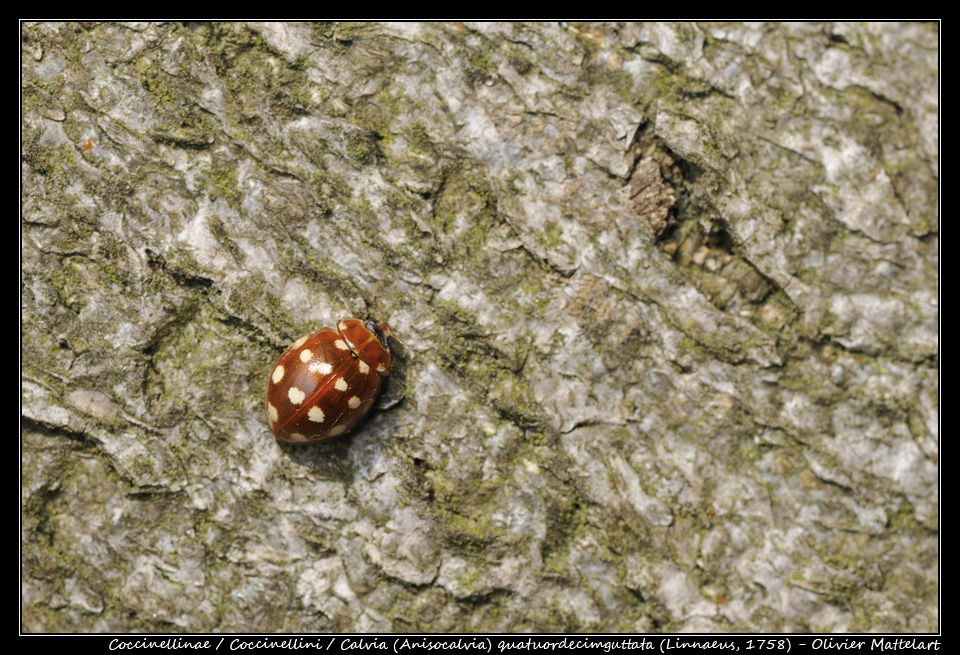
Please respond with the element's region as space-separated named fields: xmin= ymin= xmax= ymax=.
xmin=265 ymin=314 xmax=394 ymax=444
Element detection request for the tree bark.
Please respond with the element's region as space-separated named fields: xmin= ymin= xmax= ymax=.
xmin=22 ymin=21 xmax=938 ymax=633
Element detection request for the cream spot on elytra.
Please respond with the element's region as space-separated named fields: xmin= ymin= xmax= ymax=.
xmin=272 ymin=365 xmax=285 ymax=384
xmin=335 ymin=377 xmax=348 ymax=391
xmin=335 ymin=340 xmax=349 ymax=351
xmin=299 ymin=349 xmax=313 ymax=363
xmin=328 ymin=425 xmax=346 ymax=437
xmin=357 ymin=360 xmax=370 ymax=375
xmin=348 ymin=396 xmax=361 ymax=409
xmin=288 ymin=386 xmax=306 ymax=405
xmin=267 ymin=403 xmax=279 ymax=423
xmin=308 ymin=406 xmax=325 ymax=423
xmin=289 ymin=433 xmax=308 ymax=442
xmin=311 ymin=361 xmax=333 ymax=376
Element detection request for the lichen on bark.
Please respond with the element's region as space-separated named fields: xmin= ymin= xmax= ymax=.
xmin=22 ymin=21 xmax=937 ymax=633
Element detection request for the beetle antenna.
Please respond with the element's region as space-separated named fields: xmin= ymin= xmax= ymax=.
xmin=370 ymin=295 xmax=406 ymax=348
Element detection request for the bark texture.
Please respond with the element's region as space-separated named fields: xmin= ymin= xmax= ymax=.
xmin=22 ymin=22 xmax=938 ymax=632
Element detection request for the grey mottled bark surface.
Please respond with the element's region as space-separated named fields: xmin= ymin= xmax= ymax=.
xmin=22 ymin=22 xmax=937 ymax=633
